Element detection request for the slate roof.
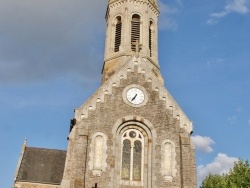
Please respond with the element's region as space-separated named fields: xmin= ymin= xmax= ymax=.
xmin=16 ymin=147 xmax=67 ymax=184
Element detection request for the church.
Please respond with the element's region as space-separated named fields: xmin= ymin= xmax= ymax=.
xmin=13 ymin=0 xmax=197 ymax=187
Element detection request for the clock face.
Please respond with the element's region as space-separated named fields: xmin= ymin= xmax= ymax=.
xmin=126 ymin=87 xmax=145 ymax=105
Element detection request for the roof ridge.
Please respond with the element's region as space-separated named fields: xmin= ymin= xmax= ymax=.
xmin=26 ymin=146 xmax=67 ymax=152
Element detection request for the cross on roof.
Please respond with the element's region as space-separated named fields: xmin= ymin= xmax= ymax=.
xmin=132 ymin=40 xmax=142 ymax=58
xmin=92 ymin=183 xmax=98 ymax=188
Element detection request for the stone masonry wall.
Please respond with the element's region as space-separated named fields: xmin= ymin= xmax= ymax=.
xmin=60 ymin=63 xmax=196 ymax=188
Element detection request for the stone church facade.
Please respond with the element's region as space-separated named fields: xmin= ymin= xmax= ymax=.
xmin=13 ymin=0 xmax=197 ymax=187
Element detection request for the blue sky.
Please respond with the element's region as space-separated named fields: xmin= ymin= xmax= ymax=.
xmin=0 ymin=0 xmax=250 ymax=187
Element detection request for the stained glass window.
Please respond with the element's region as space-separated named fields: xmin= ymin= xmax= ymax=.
xmin=129 ymin=131 xmax=136 ymax=138
xmin=133 ymin=140 xmax=142 ymax=181
xmin=122 ymin=139 xmax=131 ymax=180
xmin=121 ymin=129 xmax=144 ymax=184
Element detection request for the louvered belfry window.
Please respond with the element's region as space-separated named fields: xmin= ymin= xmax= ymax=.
xmin=149 ymin=21 xmax=153 ymax=57
xmin=131 ymin=14 xmax=141 ymax=51
xmin=114 ymin=16 xmax=122 ymax=52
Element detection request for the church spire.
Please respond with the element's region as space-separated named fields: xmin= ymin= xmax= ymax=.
xmin=102 ymin=0 xmax=162 ymax=83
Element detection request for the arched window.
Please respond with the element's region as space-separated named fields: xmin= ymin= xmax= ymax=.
xmin=161 ymin=139 xmax=177 ymax=181
xmin=89 ymin=132 xmax=107 ymax=176
xmin=121 ymin=129 xmax=144 ymax=184
xmin=149 ymin=21 xmax=153 ymax=57
xmin=94 ymin=135 xmax=104 ymax=170
xmin=114 ymin=16 xmax=122 ymax=52
xmin=131 ymin=14 xmax=141 ymax=51
xmin=163 ymin=142 xmax=172 ymax=174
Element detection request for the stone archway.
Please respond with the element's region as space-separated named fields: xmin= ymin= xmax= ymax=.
xmin=111 ymin=116 xmax=157 ymax=188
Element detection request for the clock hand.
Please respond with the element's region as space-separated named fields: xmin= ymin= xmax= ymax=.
xmin=131 ymin=94 xmax=137 ymax=102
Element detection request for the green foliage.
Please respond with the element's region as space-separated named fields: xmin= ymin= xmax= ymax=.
xmin=200 ymin=173 xmax=227 ymax=188
xmin=227 ymin=160 xmax=250 ymax=188
xmin=200 ymin=160 xmax=250 ymax=188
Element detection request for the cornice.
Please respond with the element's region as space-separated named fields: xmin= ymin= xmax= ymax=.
xmin=109 ymin=0 xmax=159 ymax=16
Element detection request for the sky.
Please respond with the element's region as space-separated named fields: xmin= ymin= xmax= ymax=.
xmin=0 ymin=0 xmax=250 ymax=187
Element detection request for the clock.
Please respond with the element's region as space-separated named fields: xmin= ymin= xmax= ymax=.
xmin=126 ymin=87 xmax=145 ymax=105
xmin=122 ymin=85 xmax=148 ymax=107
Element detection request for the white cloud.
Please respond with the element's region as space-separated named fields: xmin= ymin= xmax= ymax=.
xmin=0 ymin=0 xmax=106 ymax=84
xmin=191 ymin=135 xmax=215 ymax=153
xmin=227 ymin=115 xmax=237 ymax=124
xmin=227 ymin=107 xmax=245 ymax=124
xmin=211 ymin=11 xmax=228 ymax=18
xmin=197 ymin=153 xmax=238 ymax=185
xmin=175 ymin=0 xmax=183 ymax=7
xmin=225 ymin=0 xmax=249 ymax=14
xmin=207 ymin=0 xmax=249 ymax=25
xmin=207 ymin=18 xmax=219 ymax=25
xmin=206 ymin=58 xmax=225 ymax=69
xmin=158 ymin=0 xmax=181 ymax=30
xmin=248 ymin=119 xmax=250 ymax=125
xmin=159 ymin=17 xmax=178 ymax=30
xmin=236 ymin=106 xmax=243 ymax=113
xmin=159 ymin=1 xmax=178 ymax=14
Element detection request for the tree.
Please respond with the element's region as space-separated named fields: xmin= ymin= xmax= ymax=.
xmin=227 ymin=160 xmax=250 ymax=188
xmin=200 ymin=173 xmax=227 ymax=188
xmin=200 ymin=160 xmax=250 ymax=188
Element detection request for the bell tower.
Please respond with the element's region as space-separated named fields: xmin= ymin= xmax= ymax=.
xmin=59 ymin=0 xmax=197 ymax=188
xmin=102 ymin=0 xmax=163 ymax=83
